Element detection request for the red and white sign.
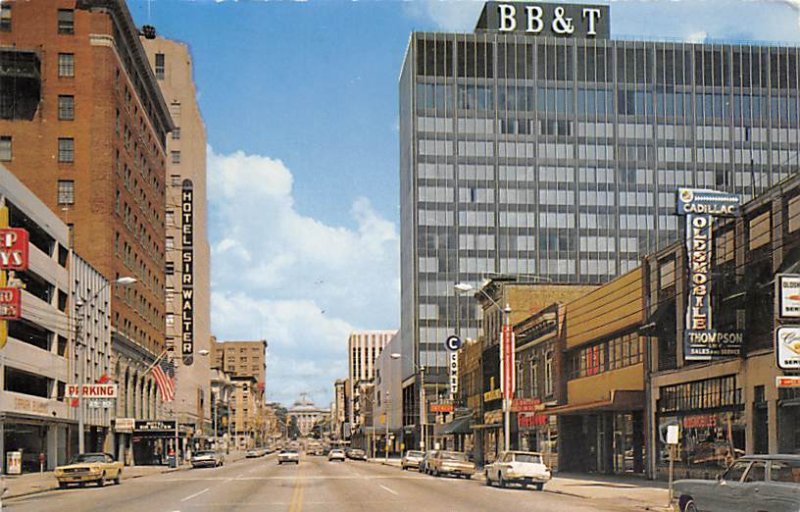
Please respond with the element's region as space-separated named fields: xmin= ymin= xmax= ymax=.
xmin=776 ymin=376 xmax=800 ymax=388
xmin=500 ymin=324 xmax=515 ymax=400
xmin=511 ymin=398 xmax=541 ymax=413
xmin=518 ymin=412 xmax=548 ymax=428
xmin=0 ymin=287 xmax=21 ymax=320
xmin=429 ymin=403 xmax=455 ymax=413
xmin=65 ymin=384 xmax=118 ymax=398
xmin=0 ymin=228 xmax=29 ymax=271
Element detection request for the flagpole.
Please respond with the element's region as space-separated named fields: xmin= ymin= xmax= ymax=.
xmin=144 ymin=349 xmax=168 ymax=375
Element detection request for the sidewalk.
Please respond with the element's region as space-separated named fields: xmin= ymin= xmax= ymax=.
xmin=2 ymin=450 xmax=249 ymax=501
xmin=368 ymin=458 xmax=671 ymax=511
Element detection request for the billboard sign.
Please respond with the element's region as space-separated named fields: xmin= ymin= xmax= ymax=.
xmin=776 ymin=326 xmax=800 ymax=371
xmin=0 ymin=228 xmax=28 ymax=271
xmin=778 ymin=274 xmax=800 ymax=319
xmin=0 ymin=287 xmax=21 ymax=320
xmin=65 ymin=384 xmax=118 ymax=398
xmin=676 ymin=188 xmax=741 ymax=360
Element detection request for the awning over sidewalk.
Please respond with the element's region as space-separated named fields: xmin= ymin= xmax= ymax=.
xmin=441 ymin=416 xmax=472 ymax=435
xmin=546 ymin=390 xmax=644 ymax=415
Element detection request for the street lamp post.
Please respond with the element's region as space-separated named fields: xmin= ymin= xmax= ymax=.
xmin=384 ymin=391 xmax=390 ymax=463
xmin=75 ymin=276 xmax=137 ymax=454
xmin=455 ymin=282 xmax=513 ymax=453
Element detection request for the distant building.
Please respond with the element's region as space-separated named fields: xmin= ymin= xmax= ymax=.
xmin=213 ymin=339 xmax=268 ymax=388
xmin=347 ymin=331 xmax=396 ymax=433
xmin=287 ymin=394 xmax=330 ymax=438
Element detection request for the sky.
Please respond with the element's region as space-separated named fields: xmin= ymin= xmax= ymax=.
xmin=128 ymin=0 xmax=800 ymax=408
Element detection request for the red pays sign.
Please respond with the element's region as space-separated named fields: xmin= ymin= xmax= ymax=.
xmin=0 ymin=287 xmax=20 ymax=320
xmin=501 ymin=324 xmax=515 ymax=400
xmin=518 ymin=412 xmax=548 ymax=429
xmin=0 ymin=228 xmax=29 ymax=271
xmin=511 ymin=398 xmax=542 ymax=413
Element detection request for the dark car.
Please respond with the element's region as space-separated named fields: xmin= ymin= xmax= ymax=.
xmin=674 ymin=455 xmax=800 ymax=512
xmin=347 ymin=448 xmax=367 ymax=461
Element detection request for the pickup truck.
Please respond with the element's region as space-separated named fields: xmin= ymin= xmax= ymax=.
xmin=428 ymin=450 xmax=475 ymax=479
xmin=484 ymin=450 xmax=551 ymax=490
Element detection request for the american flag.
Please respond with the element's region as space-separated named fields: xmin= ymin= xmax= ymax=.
xmin=151 ymin=355 xmax=175 ymax=402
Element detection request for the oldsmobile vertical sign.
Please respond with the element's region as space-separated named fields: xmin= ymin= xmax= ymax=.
xmin=181 ymin=180 xmax=194 ymax=366
xmin=676 ymin=188 xmax=741 ymax=360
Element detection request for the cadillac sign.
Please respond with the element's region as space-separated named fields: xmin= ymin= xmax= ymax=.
xmin=676 ymin=188 xmax=741 ymax=360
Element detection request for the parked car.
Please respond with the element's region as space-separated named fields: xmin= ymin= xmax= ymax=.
xmin=401 ymin=450 xmax=425 ymax=470
xmin=277 ymin=449 xmax=300 ymax=465
xmin=246 ymin=448 xmax=267 ymax=458
xmin=428 ymin=450 xmax=476 ymax=479
xmin=484 ymin=451 xmax=551 ymax=490
xmin=328 ymin=449 xmax=346 ymax=462
xmin=347 ymin=448 xmax=367 ymax=461
xmin=419 ymin=450 xmax=438 ymax=474
xmin=674 ymin=455 xmax=800 ymax=512
xmin=54 ymin=453 xmax=123 ymax=488
xmin=191 ymin=450 xmax=224 ymax=468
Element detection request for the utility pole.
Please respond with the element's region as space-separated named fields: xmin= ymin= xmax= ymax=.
xmin=420 ymin=366 xmax=426 ymax=451
xmin=384 ymin=391 xmax=390 ymax=463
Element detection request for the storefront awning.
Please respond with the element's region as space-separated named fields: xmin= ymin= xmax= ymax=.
xmin=441 ymin=416 xmax=472 ymax=435
xmin=546 ymin=390 xmax=644 ymax=415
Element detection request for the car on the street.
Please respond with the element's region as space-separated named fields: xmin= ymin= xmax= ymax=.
xmin=54 ymin=453 xmax=123 ymax=488
xmin=673 ymin=454 xmax=800 ymax=512
xmin=347 ymin=448 xmax=367 ymax=461
xmin=484 ymin=450 xmax=551 ymax=490
xmin=401 ymin=450 xmax=425 ymax=470
xmin=191 ymin=450 xmax=224 ymax=468
xmin=419 ymin=450 xmax=438 ymax=474
xmin=427 ymin=450 xmax=475 ymax=479
xmin=328 ymin=449 xmax=346 ymax=462
xmin=246 ymin=448 xmax=267 ymax=458
xmin=277 ymin=449 xmax=300 ymax=465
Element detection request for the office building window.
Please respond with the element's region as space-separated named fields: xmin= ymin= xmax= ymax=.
xmin=0 ymin=136 xmax=11 ymax=161
xmin=155 ymin=53 xmax=165 ymax=79
xmin=170 ymin=174 xmax=181 ymax=187
xmin=58 ymin=53 xmax=74 ymax=77
xmin=57 ymin=9 xmax=74 ymax=34
xmin=172 ymin=127 xmax=181 ymax=140
xmin=58 ymin=138 xmax=74 ymax=162
xmin=166 ymin=236 xmax=174 ymax=250
xmin=171 ymin=151 xmax=181 ymax=164
xmin=166 ymin=313 xmax=175 ymax=327
xmin=165 ymin=261 xmax=175 ymax=275
xmin=0 ymin=5 xmax=11 ymax=31
xmin=57 ymin=180 xmax=74 ymax=205
xmin=58 ymin=95 xmax=74 ymax=120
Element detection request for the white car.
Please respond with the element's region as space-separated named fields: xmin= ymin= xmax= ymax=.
xmin=484 ymin=451 xmax=551 ymax=490
xmin=190 ymin=450 xmax=224 ymax=468
xmin=277 ymin=449 xmax=300 ymax=465
xmin=328 ymin=449 xmax=345 ymax=462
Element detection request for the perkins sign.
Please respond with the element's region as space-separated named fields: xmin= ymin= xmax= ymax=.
xmin=476 ymin=2 xmax=610 ymax=39
xmin=676 ymin=188 xmax=741 ymax=360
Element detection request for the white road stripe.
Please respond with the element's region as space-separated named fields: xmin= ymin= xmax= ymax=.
xmin=379 ymin=484 xmax=399 ymax=496
xmin=181 ymin=487 xmax=210 ymax=502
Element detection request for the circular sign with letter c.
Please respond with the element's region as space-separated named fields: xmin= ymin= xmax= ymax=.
xmin=445 ymin=335 xmax=462 ymax=351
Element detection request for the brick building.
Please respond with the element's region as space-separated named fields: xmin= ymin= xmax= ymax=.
xmin=0 ymin=0 xmax=174 ymax=462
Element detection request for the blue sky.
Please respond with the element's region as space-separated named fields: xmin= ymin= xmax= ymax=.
xmin=129 ymin=0 xmax=800 ymax=408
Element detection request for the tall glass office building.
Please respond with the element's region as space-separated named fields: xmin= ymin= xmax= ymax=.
xmin=399 ymin=1 xmax=800 ymax=399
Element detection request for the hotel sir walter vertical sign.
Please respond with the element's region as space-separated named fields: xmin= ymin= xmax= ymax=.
xmin=181 ymin=180 xmax=194 ymax=366
xmin=677 ymin=188 xmax=741 ymax=360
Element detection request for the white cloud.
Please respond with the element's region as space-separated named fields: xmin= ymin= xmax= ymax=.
xmin=207 ymin=147 xmax=399 ymax=407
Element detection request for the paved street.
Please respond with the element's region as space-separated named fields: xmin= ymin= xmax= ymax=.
xmin=4 ymin=454 xmax=661 ymax=512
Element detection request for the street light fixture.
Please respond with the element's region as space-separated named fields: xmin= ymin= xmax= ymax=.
xmin=454 ymin=282 xmax=514 ymax=454
xmin=75 ymin=276 xmax=137 ymax=454
xmin=390 ymin=353 xmax=427 ymax=451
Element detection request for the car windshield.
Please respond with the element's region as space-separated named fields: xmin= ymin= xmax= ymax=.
xmin=282 ymin=450 xmax=297 ymax=454
xmin=69 ymin=454 xmax=106 ymax=464
xmin=407 ymin=451 xmax=424 ymax=457
xmin=441 ymin=451 xmax=467 ymax=461
xmin=514 ymin=453 xmax=542 ymax=464
xmin=195 ymin=451 xmax=216 ymax=456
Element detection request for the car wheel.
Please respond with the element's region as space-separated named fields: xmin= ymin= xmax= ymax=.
xmin=97 ymin=473 xmax=106 ymax=487
xmin=114 ymin=471 xmax=122 ymax=485
xmin=684 ymin=500 xmax=698 ymax=512
xmin=499 ymin=475 xmax=506 ymax=489
xmin=58 ymin=481 xmax=67 ymax=489
xmin=534 ymin=483 xmax=544 ymax=491
xmin=485 ymin=472 xmax=492 ymax=486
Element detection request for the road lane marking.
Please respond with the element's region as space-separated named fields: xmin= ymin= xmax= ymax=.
xmin=181 ymin=487 xmax=210 ymax=502
xmin=288 ymin=465 xmax=305 ymax=512
xmin=379 ymin=484 xmax=398 ymax=496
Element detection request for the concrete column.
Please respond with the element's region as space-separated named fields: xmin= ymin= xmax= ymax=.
xmin=47 ymin=424 xmax=58 ymax=470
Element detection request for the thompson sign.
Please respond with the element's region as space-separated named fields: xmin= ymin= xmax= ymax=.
xmin=676 ymin=188 xmax=741 ymax=360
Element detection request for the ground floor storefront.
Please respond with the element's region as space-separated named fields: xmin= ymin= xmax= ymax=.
xmin=557 ymin=411 xmax=645 ymax=475
xmin=1 ymin=417 xmax=74 ymax=472
xmin=517 ymin=413 xmax=558 ymax=471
